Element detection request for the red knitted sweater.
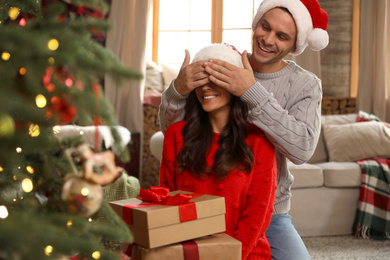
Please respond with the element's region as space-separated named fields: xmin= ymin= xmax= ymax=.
xmin=160 ymin=121 xmax=277 ymax=259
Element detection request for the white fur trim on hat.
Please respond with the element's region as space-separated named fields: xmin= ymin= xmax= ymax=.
xmin=192 ymin=44 xmax=244 ymax=68
xmin=252 ymin=0 xmax=329 ymax=55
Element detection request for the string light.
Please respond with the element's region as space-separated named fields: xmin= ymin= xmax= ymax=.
xmin=22 ymin=178 xmax=33 ymax=193
xmin=88 ymin=218 xmax=92 ymax=222
xmin=1 ymin=52 xmax=11 ymax=61
xmin=0 ymin=205 xmax=8 ymax=219
xmin=81 ymin=187 xmax=89 ymax=196
xmin=65 ymin=78 xmax=73 ymax=87
xmin=48 ymin=39 xmax=59 ymax=51
xmin=92 ymin=251 xmax=101 ymax=259
xmin=19 ymin=67 xmax=26 ymax=75
xmin=44 ymin=245 xmax=53 ymax=256
xmin=0 ymin=166 xmax=3 ymax=172
xmin=8 ymin=7 xmax=20 ymax=20
xmin=26 ymin=166 xmax=34 ymax=174
xmin=29 ymin=124 xmax=40 ymax=137
xmin=48 ymin=57 xmax=55 ymax=65
xmin=53 ymin=125 xmax=61 ymax=134
xmin=16 ymin=147 xmax=22 ymax=153
xmin=35 ymin=94 xmax=47 ymax=108
xmin=19 ymin=17 xmax=26 ymax=26
xmin=67 ymin=220 xmax=72 ymax=228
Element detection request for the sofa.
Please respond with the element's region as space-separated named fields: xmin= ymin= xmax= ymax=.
xmin=288 ymin=113 xmax=362 ymax=237
xmin=150 ymin=111 xmax=390 ymax=237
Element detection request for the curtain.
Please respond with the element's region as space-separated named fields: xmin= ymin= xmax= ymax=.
xmin=104 ymin=0 xmax=153 ymax=178
xmin=357 ymin=0 xmax=390 ymax=122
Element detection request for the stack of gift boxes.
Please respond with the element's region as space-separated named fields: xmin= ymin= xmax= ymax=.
xmin=110 ymin=187 xmax=242 ymax=260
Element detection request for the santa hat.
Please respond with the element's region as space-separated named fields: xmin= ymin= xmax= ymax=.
xmin=192 ymin=43 xmax=244 ymax=68
xmin=252 ymin=0 xmax=329 ymax=55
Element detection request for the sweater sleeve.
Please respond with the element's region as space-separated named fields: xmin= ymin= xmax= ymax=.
xmin=233 ymin=136 xmax=277 ymax=259
xmin=158 ymin=80 xmax=188 ymax=133
xmin=241 ymin=73 xmax=322 ymax=164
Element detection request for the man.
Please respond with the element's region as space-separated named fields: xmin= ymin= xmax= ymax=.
xmin=159 ymin=0 xmax=329 ymax=259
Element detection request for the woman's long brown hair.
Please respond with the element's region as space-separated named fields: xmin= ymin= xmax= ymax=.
xmin=177 ymin=91 xmax=254 ymax=179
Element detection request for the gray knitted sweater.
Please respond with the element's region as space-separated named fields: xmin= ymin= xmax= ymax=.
xmin=159 ymin=60 xmax=322 ymax=215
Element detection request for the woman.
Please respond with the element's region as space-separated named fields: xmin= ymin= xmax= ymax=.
xmin=160 ymin=44 xmax=277 ymax=259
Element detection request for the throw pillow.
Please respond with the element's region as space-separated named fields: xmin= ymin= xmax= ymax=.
xmin=160 ymin=63 xmax=180 ymax=91
xmin=323 ymin=121 xmax=390 ymax=162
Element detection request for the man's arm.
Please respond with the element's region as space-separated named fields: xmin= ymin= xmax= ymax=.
xmin=241 ymin=75 xmax=322 ymax=165
xmin=159 ymin=81 xmax=188 ymax=133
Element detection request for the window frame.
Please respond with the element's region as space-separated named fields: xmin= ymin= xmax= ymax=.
xmin=151 ymin=0 xmax=258 ymax=64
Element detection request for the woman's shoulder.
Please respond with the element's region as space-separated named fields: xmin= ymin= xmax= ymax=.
xmin=246 ymin=123 xmax=274 ymax=149
xmin=247 ymin=122 xmax=265 ymax=136
xmin=165 ymin=121 xmax=187 ymax=134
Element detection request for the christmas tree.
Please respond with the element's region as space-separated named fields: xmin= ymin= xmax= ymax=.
xmin=0 ymin=0 xmax=142 ymax=259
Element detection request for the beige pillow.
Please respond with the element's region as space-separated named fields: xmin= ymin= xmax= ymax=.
xmin=323 ymin=121 xmax=390 ymax=162
xmin=160 ymin=63 xmax=180 ymax=91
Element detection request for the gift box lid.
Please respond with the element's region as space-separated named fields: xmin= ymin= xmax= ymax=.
xmin=110 ymin=190 xmax=226 ymax=230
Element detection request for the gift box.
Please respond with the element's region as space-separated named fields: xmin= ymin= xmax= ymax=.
xmin=131 ymin=233 xmax=242 ymax=260
xmin=110 ymin=187 xmax=226 ymax=249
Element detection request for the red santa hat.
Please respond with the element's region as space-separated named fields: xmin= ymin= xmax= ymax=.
xmin=252 ymin=0 xmax=329 ymax=55
xmin=192 ymin=43 xmax=244 ymax=68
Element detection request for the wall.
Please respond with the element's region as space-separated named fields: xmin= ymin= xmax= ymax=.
xmin=320 ymin=0 xmax=353 ymax=97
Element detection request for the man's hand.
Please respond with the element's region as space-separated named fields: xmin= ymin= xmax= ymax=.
xmin=204 ymin=50 xmax=256 ymax=97
xmin=174 ymin=49 xmax=210 ymax=96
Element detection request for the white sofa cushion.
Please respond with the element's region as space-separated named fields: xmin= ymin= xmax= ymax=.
xmin=288 ymin=162 xmax=324 ymax=189
xmin=315 ymin=162 xmax=362 ymax=188
xmin=323 ymin=121 xmax=390 ymax=162
xmin=307 ymin=113 xmax=358 ymax=164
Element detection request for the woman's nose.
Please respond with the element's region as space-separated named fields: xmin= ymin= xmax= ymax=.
xmin=201 ymin=84 xmax=212 ymax=90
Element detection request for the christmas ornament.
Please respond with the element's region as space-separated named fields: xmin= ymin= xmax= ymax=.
xmin=61 ymin=143 xmax=124 ymax=216
xmin=75 ymin=143 xmax=123 ymax=186
xmin=0 ymin=113 xmax=15 ymax=136
xmin=61 ymin=175 xmax=103 ymax=217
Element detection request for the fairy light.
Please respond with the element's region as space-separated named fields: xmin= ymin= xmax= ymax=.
xmin=0 ymin=205 xmax=8 ymax=219
xmin=67 ymin=220 xmax=72 ymax=228
xmin=29 ymin=124 xmax=40 ymax=137
xmin=8 ymin=7 xmax=20 ymax=20
xmin=65 ymin=78 xmax=73 ymax=87
xmin=79 ymin=130 xmax=84 ymax=135
xmin=35 ymin=94 xmax=47 ymax=108
xmin=22 ymin=178 xmax=33 ymax=193
xmin=48 ymin=39 xmax=59 ymax=51
xmin=44 ymin=245 xmax=53 ymax=256
xmin=1 ymin=52 xmax=10 ymax=61
xmin=19 ymin=17 xmax=26 ymax=26
xmin=19 ymin=67 xmax=26 ymax=75
xmin=48 ymin=57 xmax=55 ymax=65
xmin=92 ymin=251 xmax=101 ymax=259
xmin=26 ymin=166 xmax=34 ymax=174
xmin=16 ymin=147 xmax=22 ymax=153
xmin=81 ymin=187 xmax=89 ymax=196
xmin=13 ymin=175 xmax=17 ymax=181
xmin=88 ymin=218 xmax=92 ymax=222
xmin=0 ymin=166 xmax=3 ymax=172
xmin=53 ymin=125 xmax=61 ymax=134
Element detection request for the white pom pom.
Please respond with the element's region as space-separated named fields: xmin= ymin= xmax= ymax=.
xmin=308 ymin=29 xmax=329 ymax=51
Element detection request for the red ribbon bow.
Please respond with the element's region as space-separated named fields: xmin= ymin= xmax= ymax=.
xmin=123 ymin=187 xmax=200 ymax=225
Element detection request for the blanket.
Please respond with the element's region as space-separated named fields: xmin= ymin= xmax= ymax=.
xmin=353 ymin=157 xmax=390 ymax=240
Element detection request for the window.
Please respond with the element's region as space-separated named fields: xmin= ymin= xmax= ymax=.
xmin=152 ymin=0 xmax=263 ymax=66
